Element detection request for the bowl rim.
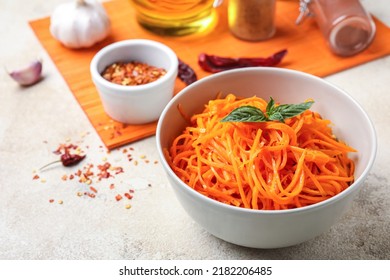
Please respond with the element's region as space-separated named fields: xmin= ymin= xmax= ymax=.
xmin=156 ymin=67 xmax=377 ymax=215
xmin=90 ymin=39 xmax=178 ymax=94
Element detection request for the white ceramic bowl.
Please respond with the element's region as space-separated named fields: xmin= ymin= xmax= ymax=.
xmin=90 ymin=39 xmax=178 ymax=124
xmin=156 ymin=68 xmax=377 ymax=248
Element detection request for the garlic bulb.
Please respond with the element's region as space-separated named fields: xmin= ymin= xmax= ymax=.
xmin=50 ymin=0 xmax=110 ymax=49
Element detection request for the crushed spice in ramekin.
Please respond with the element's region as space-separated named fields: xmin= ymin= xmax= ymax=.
xmin=101 ymin=61 xmax=167 ymax=86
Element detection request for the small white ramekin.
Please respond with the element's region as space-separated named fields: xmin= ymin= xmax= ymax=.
xmin=90 ymin=39 xmax=178 ymax=124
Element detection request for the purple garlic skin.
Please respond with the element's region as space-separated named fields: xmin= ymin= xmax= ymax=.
xmin=8 ymin=60 xmax=43 ymax=86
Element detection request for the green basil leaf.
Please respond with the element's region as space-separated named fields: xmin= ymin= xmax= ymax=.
xmin=268 ymin=101 xmax=314 ymax=122
xmin=266 ymin=97 xmax=275 ymax=116
xmin=268 ymin=112 xmax=284 ymax=122
xmin=220 ymin=98 xmax=314 ymax=123
xmin=221 ymin=105 xmax=267 ymax=122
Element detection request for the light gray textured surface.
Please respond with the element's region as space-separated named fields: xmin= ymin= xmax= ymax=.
xmin=0 ymin=0 xmax=389 ymax=260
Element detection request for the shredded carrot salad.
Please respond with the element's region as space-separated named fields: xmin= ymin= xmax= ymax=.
xmin=165 ymin=94 xmax=356 ymax=210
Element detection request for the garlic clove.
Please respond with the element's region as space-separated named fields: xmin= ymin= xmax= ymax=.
xmin=8 ymin=60 xmax=43 ymax=86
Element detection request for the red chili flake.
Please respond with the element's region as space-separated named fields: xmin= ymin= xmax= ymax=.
xmin=99 ymin=171 xmax=111 ymax=179
xmin=114 ymin=167 xmax=124 ymax=175
xmin=32 ymin=174 xmax=40 ymax=180
xmin=84 ymin=165 xmax=94 ymax=177
xmin=109 ymin=183 xmax=115 ymax=190
xmin=97 ymin=162 xmax=112 ymax=179
xmin=129 ymin=189 xmax=135 ymax=193
xmin=90 ymin=186 xmax=98 ymax=193
xmin=49 ymin=199 xmax=54 ymax=203
xmin=69 ymin=174 xmax=75 ymax=180
xmin=61 ymin=174 xmax=68 ymax=181
xmin=124 ymin=193 xmax=133 ymax=200
xmin=53 ymin=143 xmax=79 ymax=155
xmin=87 ymin=192 xmax=96 ymax=198
xmin=98 ymin=162 xmax=111 ymax=170
xmin=115 ymin=194 xmax=123 ymax=201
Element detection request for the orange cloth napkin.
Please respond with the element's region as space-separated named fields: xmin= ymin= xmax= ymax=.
xmin=29 ymin=0 xmax=390 ymax=150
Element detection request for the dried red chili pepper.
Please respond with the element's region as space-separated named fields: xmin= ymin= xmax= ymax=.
xmin=178 ymin=59 xmax=197 ymax=85
xmin=60 ymin=150 xmax=86 ymax=167
xmin=198 ymin=49 xmax=288 ymax=73
xmin=39 ymin=148 xmax=86 ymax=171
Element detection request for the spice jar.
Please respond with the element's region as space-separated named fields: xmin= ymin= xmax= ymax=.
xmin=297 ymin=0 xmax=376 ymax=56
xmin=228 ymin=0 xmax=276 ymax=41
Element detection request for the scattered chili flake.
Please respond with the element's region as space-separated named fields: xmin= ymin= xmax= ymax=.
xmin=97 ymin=162 xmax=112 ymax=180
xmin=87 ymin=192 xmax=96 ymax=198
xmin=61 ymin=174 xmax=68 ymax=181
xmin=114 ymin=167 xmax=124 ymax=175
xmin=90 ymin=186 xmax=98 ymax=193
xmin=115 ymin=194 xmax=123 ymax=201
xmin=124 ymin=193 xmax=133 ymax=200
xmin=53 ymin=143 xmax=79 ymax=155
xmin=49 ymin=199 xmax=54 ymax=203
xmin=129 ymin=189 xmax=135 ymax=193
xmin=101 ymin=61 xmax=167 ymax=86
xmin=109 ymin=183 xmax=115 ymax=190
xmin=33 ymin=174 xmax=40 ymax=180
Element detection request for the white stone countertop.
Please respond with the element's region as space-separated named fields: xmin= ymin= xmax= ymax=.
xmin=1 ymin=0 xmax=389 ymax=260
